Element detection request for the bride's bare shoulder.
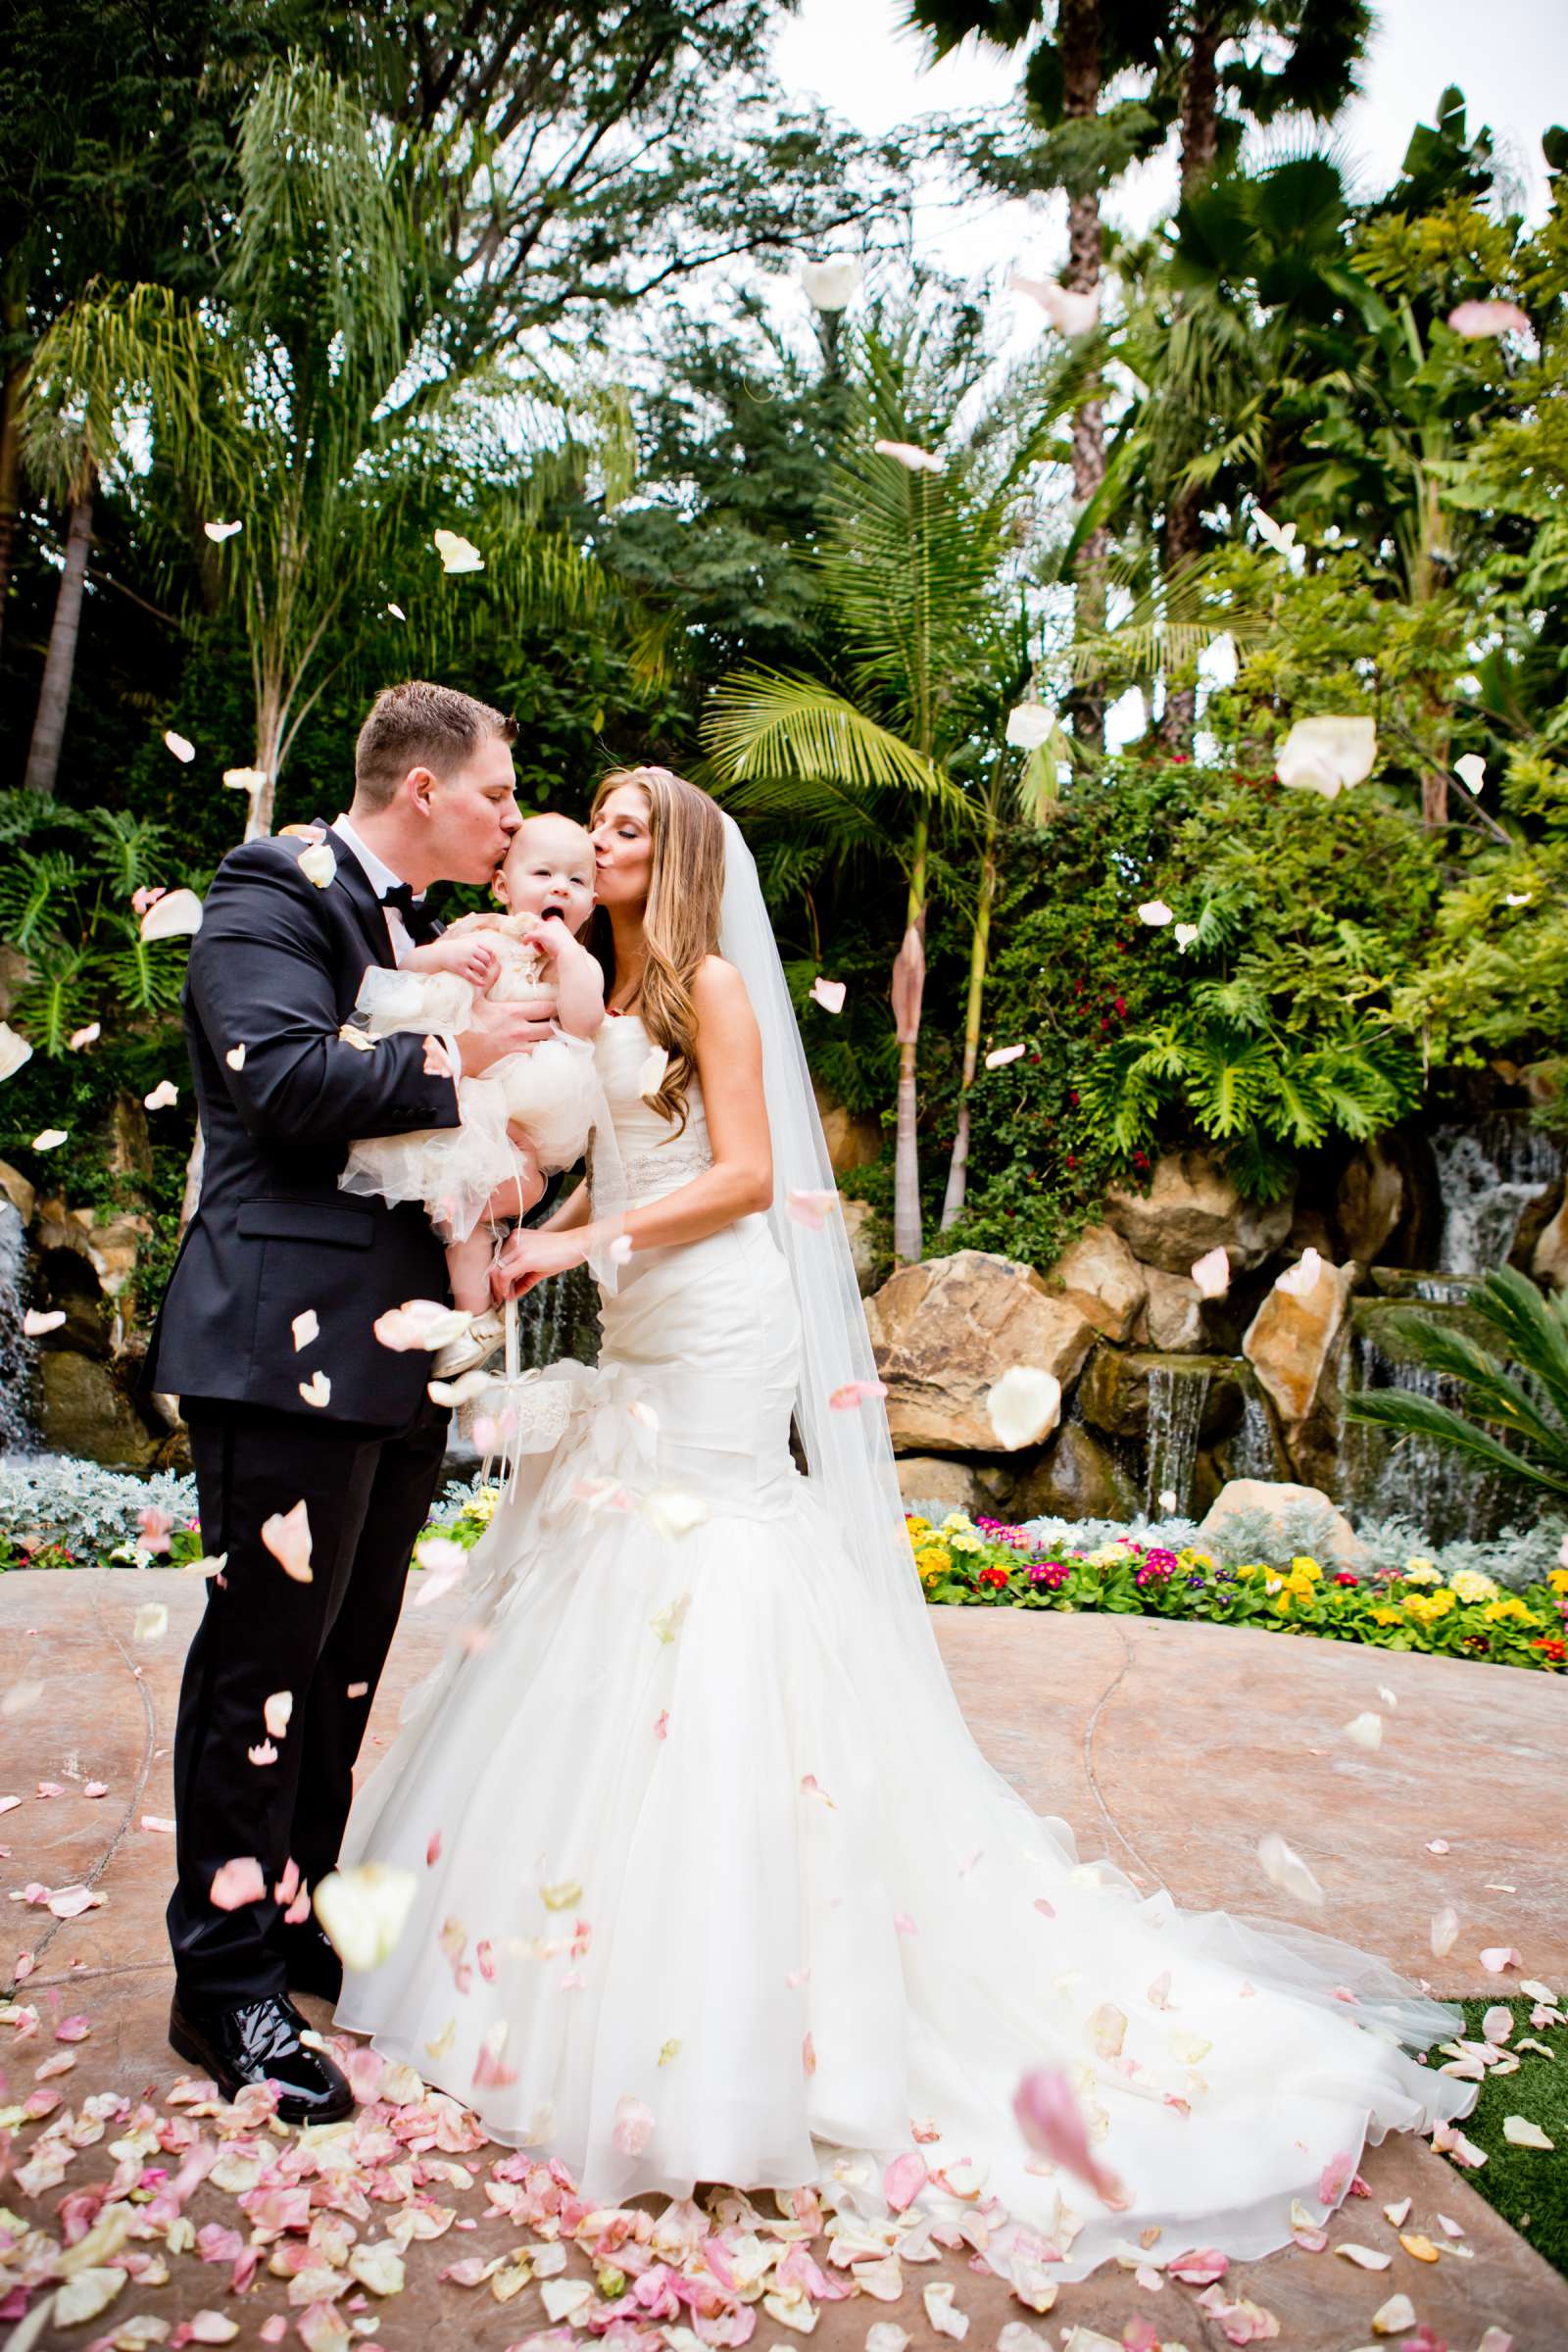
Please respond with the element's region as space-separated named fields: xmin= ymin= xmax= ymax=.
xmin=690 ymin=954 xmax=750 ymax=1012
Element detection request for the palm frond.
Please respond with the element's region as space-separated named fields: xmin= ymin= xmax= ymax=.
xmin=703 ymin=669 xmax=961 ymax=806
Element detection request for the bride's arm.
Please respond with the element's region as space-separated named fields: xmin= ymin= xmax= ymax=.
xmin=490 ymin=958 xmax=771 ymax=1293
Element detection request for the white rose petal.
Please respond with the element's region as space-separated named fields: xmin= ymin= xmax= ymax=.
xmin=374 ymin=1299 xmax=472 ymax=1352
xmin=1005 ymin=701 xmax=1057 ymax=750
xmin=24 ymin=1308 xmax=67 ymax=1337
xmin=315 ymin=1862 xmax=418 ymax=1972
xmin=1502 ymin=2115 xmax=1553 ymax=2148
xmin=1276 ymin=714 xmax=1376 ymax=798
xmin=144 ymin=1080 xmax=179 ymax=1110
xmin=140 ymin=888 xmax=204 ymax=942
xmin=163 ymin=729 xmax=196 ymax=762
xmin=987 ymin=1365 xmax=1062 ymax=1451
xmin=433 ymin=527 xmax=484 ymax=574
xmin=799 ymin=257 xmax=862 ymax=311
xmin=985 ymin=1042 xmax=1027 ymax=1068
xmin=298 ymin=841 xmax=337 ymax=889
xmin=264 ymin=1690 xmax=293 ymax=1739
xmin=68 ymin=1022 xmax=100 ymax=1051
xmin=1455 ymin=754 xmax=1487 ymax=794
xmin=1371 ymin=2293 xmax=1417 ymax=2333
xmin=637 ymin=1045 xmax=669 ymax=1100
xmin=31 ymin=1128 xmax=68 ymax=1151
xmin=0 ymin=1021 xmax=34 ymax=1081
xmin=644 ymin=1490 xmax=710 ymax=1542
xmin=1257 ymin=1831 xmax=1325 ymax=1907
xmin=133 ymin=1602 xmax=170 ymax=1644
xmin=1253 ymin=508 xmax=1298 ymax=557
xmin=922 ymin=2282 xmax=970 ymax=2340
xmin=1009 ymin=272 xmax=1100 ymax=337
xmin=1191 ymin=1246 xmax=1230 ymax=1298
xmin=222 ymin=766 xmax=268 ymax=795
xmin=1344 ymin=1712 xmax=1383 ymax=1750
xmin=874 ymin=438 xmax=943 ymax=472
xmin=292 ymin=1309 xmax=319 ymax=1351
xmin=1277 ymin=1247 xmax=1324 ymax=1298
xmin=224 ymin=1043 xmax=246 ymax=1071
xmin=204 ymin=519 xmax=242 ymax=541
xmin=1137 ymin=900 xmax=1173 ymax=926
xmin=298 ymin=1369 xmax=331 ymax=1408
xmin=1174 ymin=922 xmax=1200 ymax=951
xmin=809 ymin=975 xmax=846 ymax=1014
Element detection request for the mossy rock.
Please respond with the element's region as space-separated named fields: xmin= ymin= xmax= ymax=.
xmin=1079 ymin=1347 xmax=1245 ymax=1443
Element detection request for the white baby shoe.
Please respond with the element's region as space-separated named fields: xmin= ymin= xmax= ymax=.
xmin=430 ymin=1309 xmax=505 ymax=1381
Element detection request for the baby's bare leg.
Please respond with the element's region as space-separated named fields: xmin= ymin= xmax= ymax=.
xmin=446 ymin=1228 xmax=496 ymax=1317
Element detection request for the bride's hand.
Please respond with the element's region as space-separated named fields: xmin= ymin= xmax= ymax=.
xmin=491 ymin=1224 xmax=590 ymax=1300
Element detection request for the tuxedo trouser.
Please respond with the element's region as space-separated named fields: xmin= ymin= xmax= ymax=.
xmin=167 ymin=1393 xmax=449 ymax=2004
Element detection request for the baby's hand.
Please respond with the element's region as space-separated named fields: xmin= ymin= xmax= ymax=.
xmin=413 ymin=933 xmax=500 ymax=990
xmin=522 ymin=918 xmax=567 ymax=960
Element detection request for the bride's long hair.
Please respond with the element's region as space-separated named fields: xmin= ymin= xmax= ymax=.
xmin=589 ymin=764 xmax=725 ymax=1136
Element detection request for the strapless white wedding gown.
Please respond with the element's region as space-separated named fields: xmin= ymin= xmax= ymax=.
xmin=335 ymin=1013 xmax=1473 ymax=2282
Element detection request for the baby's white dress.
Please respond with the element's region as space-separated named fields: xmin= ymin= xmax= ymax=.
xmin=339 ymin=918 xmax=601 ymax=1243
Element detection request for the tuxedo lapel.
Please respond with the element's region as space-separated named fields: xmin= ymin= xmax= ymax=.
xmin=319 ymin=817 xmax=398 ymax=970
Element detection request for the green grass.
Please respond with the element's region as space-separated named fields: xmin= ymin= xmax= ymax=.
xmin=1441 ymin=1997 xmax=1568 ymax=2279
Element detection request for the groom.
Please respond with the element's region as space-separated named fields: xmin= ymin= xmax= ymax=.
xmin=143 ymin=680 xmax=552 ymax=2122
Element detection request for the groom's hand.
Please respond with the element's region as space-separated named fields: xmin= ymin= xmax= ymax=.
xmin=456 ymin=995 xmax=556 ymax=1075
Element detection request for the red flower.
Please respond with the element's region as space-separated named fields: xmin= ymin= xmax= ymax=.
xmin=1334 ymin=1571 xmax=1359 ymax=1588
xmin=980 ymin=1566 xmax=1010 ymax=1591
xmin=1112 ymin=996 xmax=1127 ymax=1017
xmin=1535 ymin=1637 xmax=1566 ymax=1663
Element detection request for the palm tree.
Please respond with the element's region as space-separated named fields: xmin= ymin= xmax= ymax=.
xmin=24 ymin=60 xmax=616 ymax=838
xmin=705 ymin=315 xmax=1083 ymax=1258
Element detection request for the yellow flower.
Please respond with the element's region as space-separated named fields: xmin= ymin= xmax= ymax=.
xmin=1289 ymin=1556 xmax=1323 ymax=1583
xmin=949 ymin=1533 xmax=984 ymax=1555
xmin=1270 ymin=1593 xmax=1295 ymax=1617
xmin=1370 ymin=1606 xmax=1403 ymax=1627
xmin=1449 ymin=1569 xmax=1499 ymax=1604
xmin=906 ymin=1515 xmax=933 ymax=1540
xmin=914 ymin=1545 xmax=952 ymax=1581
xmin=1402 ymin=1557 xmax=1440 ymax=1586
xmin=1234 ymin=1562 xmax=1260 ymax=1581
xmin=1548 ymin=1569 xmax=1568 ymax=1596
xmin=1483 ymin=1596 xmax=1535 ymax=1626
xmin=941 ymin=1513 xmax=975 ymax=1537
xmin=1404 ymin=1590 xmax=1457 ymax=1625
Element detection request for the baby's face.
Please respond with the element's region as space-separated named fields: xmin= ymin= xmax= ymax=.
xmin=500 ymin=817 xmax=596 ymax=932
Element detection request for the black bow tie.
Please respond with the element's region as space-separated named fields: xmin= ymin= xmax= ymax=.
xmin=381 ymin=880 xmax=440 ymax=946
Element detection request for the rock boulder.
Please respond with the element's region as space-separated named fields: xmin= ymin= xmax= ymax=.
xmin=896 ymin=1456 xmax=983 ymax=1515
xmin=36 ymin=1348 xmax=161 ymax=1470
xmin=1005 ymin=1423 xmax=1140 ymax=1524
xmin=1199 ymin=1477 xmax=1366 ymax=1568
xmin=1104 ymin=1150 xmax=1294 ymax=1276
xmin=1041 ymin=1222 xmax=1146 ymax=1342
xmin=864 ymin=1250 xmax=1095 ymax=1455
xmin=1135 ymin=1266 xmax=1204 ymax=1352
xmin=1534 ymin=1199 xmax=1568 ymax=1291
xmin=1242 ymin=1254 xmax=1354 ymax=1429
xmin=1335 ymin=1140 xmax=1404 ymax=1265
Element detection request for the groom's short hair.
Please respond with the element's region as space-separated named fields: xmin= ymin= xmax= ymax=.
xmin=354 ymin=681 xmax=516 ymax=810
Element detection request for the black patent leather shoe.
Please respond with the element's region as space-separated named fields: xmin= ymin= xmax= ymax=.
xmin=276 ymin=1920 xmax=344 ymax=2004
xmin=169 ymin=1990 xmax=355 ymax=2126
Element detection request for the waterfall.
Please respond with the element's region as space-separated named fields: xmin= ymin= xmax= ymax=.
xmin=1341 ymin=1303 xmax=1511 ymax=1544
xmin=1431 ymin=1113 xmax=1560 ymax=1275
xmin=1231 ymin=1380 xmax=1281 ymax=1482
xmin=0 ymin=1202 xmax=38 ymax=1455
xmin=446 ymin=1264 xmax=601 ymax=1467
xmin=1145 ymin=1363 xmax=1209 ymax=1516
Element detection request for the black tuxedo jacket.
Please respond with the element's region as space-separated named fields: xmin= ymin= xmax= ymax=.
xmin=143 ymin=826 xmax=464 ymax=1427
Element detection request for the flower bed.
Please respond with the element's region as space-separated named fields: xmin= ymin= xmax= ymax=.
xmin=909 ymin=1513 xmax=1568 ymax=1674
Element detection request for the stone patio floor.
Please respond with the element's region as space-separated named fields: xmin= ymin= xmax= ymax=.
xmin=3 ymin=1568 xmax=1566 ymax=2351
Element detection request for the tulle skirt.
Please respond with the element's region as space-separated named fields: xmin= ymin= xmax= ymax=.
xmin=340 ymin=1037 xmax=600 ymax=1244
xmin=335 ymin=1212 xmax=1475 ymax=2281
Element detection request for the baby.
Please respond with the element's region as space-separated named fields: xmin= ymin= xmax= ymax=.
xmin=340 ymin=813 xmax=606 ymax=1372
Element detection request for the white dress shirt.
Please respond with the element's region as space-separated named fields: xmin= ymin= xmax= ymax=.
xmin=330 ymin=812 xmax=463 ymax=1077
xmin=330 ymin=812 xmax=425 ymax=967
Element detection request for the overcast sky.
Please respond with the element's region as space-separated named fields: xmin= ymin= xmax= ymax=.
xmin=771 ymin=0 xmax=1568 ymax=296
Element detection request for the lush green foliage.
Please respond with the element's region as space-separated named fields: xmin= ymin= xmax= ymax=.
xmin=1346 ymin=1267 xmax=1568 ymax=1499
xmin=907 ymin=1508 xmax=1568 ymax=1672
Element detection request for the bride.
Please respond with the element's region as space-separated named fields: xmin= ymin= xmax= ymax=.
xmin=334 ymin=763 xmax=1473 ymax=2280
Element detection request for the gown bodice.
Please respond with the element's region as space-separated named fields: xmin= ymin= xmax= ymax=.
xmin=595 ymin=1011 xmax=715 ymax=1204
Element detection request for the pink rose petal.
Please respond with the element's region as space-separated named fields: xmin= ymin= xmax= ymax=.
xmin=809 ymin=976 xmax=847 ymax=1014
xmin=1480 ymin=1946 xmax=1523 ymax=1973
xmin=1447 ymin=298 xmax=1530 ymax=338
xmin=260 ymin=1498 xmax=313 ymax=1584
xmin=1013 ymin=2068 xmax=1129 ymax=2208
xmin=210 ymin=1857 xmax=267 ymax=1911
xmin=883 ymin=2152 xmax=928 ymax=2211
